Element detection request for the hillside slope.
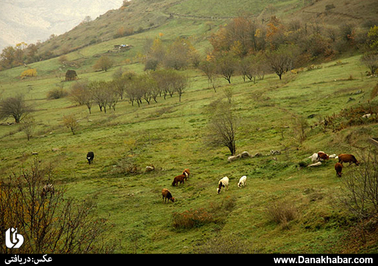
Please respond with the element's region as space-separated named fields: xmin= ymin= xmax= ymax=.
xmin=0 ymin=51 xmax=378 ymax=253
xmin=34 ymin=0 xmax=378 ymax=59
xmin=1 ymin=0 xmax=378 ymax=254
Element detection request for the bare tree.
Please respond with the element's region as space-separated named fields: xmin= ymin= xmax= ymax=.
xmin=291 ymin=114 xmax=309 ymax=145
xmin=199 ymin=60 xmax=217 ymax=92
xmin=93 ymin=55 xmax=113 ymax=72
xmin=62 ymin=114 xmax=79 ymax=135
xmin=20 ymin=114 xmax=35 ymax=140
xmin=0 ymin=94 xmax=32 ymax=123
xmin=169 ymin=71 xmax=188 ymax=102
xmin=342 ymin=149 xmax=378 ymax=242
xmin=206 ymin=101 xmax=238 ymax=155
xmin=0 ymin=159 xmax=115 ymax=254
xmin=89 ymin=81 xmax=109 ymax=113
xmin=361 ymin=52 xmax=378 ymax=75
xmin=216 ymin=54 xmax=237 ymax=84
xmin=266 ymin=45 xmax=294 ymax=80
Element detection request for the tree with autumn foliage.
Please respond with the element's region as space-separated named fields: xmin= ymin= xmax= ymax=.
xmin=209 ymin=16 xmax=266 ymax=56
xmin=367 ymin=25 xmax=378 ymax=51
xmin=164 ymin=37 xmax=200 ymax=70
xmin=265 ymin=16 xmax=285 ymax=50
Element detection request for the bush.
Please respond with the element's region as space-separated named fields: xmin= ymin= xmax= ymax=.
xmin=20 ymin=68 xmax=37 ymax=78
xmin=172 ymin=196 xmax=237 ymax=230
xmin=266 ymin=200 xmax=297 ymax=227
xmin=65 ymin=70 xmax=77 ymax=81
xmin=0 ymin=159 xmax=115 ymax=254
xmin=47 ymin=87 xmax=68 ymax=99
xmin=172 ymin=208 xmax=214 ymax=229
xmin=323 ymin=102 xmax=378 ymax=131
xmin=342 ymin=150 xmax=378 ymax=219
xmin=62 ymin=114 xmax=79 ymax=135
xmin=144 ymin=58 xmax=159 ymax=71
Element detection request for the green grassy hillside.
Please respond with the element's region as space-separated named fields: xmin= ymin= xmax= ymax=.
xmin=1 ymin=50 xmax=378 ymax=253
xmin=1 ymin=0 xmax=378 ymax=254
xmin=34 ymin=0 xmax=378 ymax=58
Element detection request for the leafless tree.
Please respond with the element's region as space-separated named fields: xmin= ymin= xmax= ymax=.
xmin=199 ymin=60 xmax=217 ymax=92
xmin=216 ymin=54 xmax=238 ymax=84
xmin=266 ymin=45 xmax=294 ymax=80
xmin=206 ymin=101 xmax=238 ymax=155
xmin=62 ymin=114 xmax=79 ymax=135
xmin=342 ymin=148 xmax=378 ymax=242
xmin=0 ymin=94 xmax=32 ymax=123
xmin=89 ymin=81 xmax=110 ymax=113
xmin=0 ymin=159 xmax=115 ymax=254
xmin=20 ymin=114 xmax=35 ymax=140
xmin=291 ymin=114 xmax=309 ymax=145
xmin=93 ymin=55 xmax=113 ymax=72
xmin=361 ymin=52 xmax=378 ymax=75
xmin=69 ymin=81 xmax=94 ymax=114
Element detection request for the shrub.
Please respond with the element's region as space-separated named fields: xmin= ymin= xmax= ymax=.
xmin=172 ymin=208 xmax=214 ymax=229
xmin=323 ymin=102 xmax=378 ymax=131
xmin=342 ymin=150 xmax=378 ymax=219
xmin=266 ymin=200 xmax=297 ymax=227
xmin=65 ymin=70 xmax=77 ymax=81
xmin=47 ymin=87 xmax=68 ymax=99
xmin=144 ymin=58 xmax=159 ymax=71
xmin=62 ymin=114 xmax=79 ymax=135
xmin=114 ymin=157 xmax=139 ymax=175
xmin=20 ymin=68 xmax=37 ymax=78
xmin=172 ymin=196 xmax=237 ymax=230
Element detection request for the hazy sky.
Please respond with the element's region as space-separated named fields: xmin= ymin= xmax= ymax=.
xmin=0 ymin=0 xmax=124 ymax=50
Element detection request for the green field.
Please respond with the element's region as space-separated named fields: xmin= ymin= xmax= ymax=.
xmin=1 ymin=0 xmax=378 ymax=254
xmin=1 ymin=49 xmax=377 ymax=253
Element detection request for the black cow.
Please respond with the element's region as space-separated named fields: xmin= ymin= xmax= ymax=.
xmin=87 ymin=152 xmax=94 ymax=164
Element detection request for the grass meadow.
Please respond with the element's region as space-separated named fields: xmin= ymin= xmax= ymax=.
xmin=1 ymin=25 xmax=378 ymax=253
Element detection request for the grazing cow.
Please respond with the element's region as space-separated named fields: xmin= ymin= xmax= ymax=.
xmin=338 ymin=154 xmax=359 ymax=165
xmin=217 ymin=176 xmax=229 ymax=194
xmin=183 ymin=169 xmax=190 ymax=180
xmin=87 ymin=152 xmax=94 ymax=164
xmin=335 ymin=162 xmax=343 ymax=177
xmin=308 ymin=151 xmax=330 ymax=163
xmin=307 ymin=162 xmax=322 ymax=167
xmin=308 ymin=153 xmax=319 ymax=163
xmin=172 ymin=174 xmax=185 ymax=186
xmin=162 ymin=188 xmax=175 ymax=203
xmin=41 ymin=184 xmax=54 ymax=198
xmin=238 ymin=176 xmax=247 ymax=188
xmin=318 ymin=152 xmax=329 ymax=161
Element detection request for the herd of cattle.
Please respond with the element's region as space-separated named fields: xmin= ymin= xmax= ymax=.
xmin=80 ymin=151 xmax=359 ymax=204
xmin=308 ymin=151 xmax=359 ymax=177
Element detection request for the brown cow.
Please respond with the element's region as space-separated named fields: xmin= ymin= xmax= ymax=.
xmin=318 ymin=152 xmax=329 ymax=161
xmin=334 ymin=162 xmax=343 ymax=177
xmin=162 ymin=188 xmax=175 ymax=203
xmin=183 ymin=168 xmax=190 ymax=180
xmin=338 ymin=154 xmax=359 ymax=165
xmin=172 ymin=174 xmax=185 ymax=186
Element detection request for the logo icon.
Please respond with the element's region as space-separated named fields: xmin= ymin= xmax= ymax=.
xmin=5 ymin=228 xmax=24 ymax=249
